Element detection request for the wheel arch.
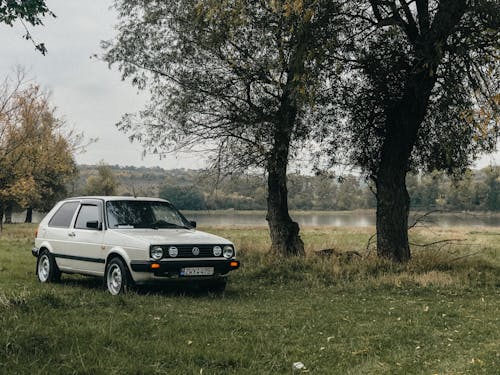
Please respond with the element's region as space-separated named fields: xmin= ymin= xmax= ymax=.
xmin=105 ymin=248 xmax=134 ymax=281
xmin=37 ymin=241 xmax=54 ymax=254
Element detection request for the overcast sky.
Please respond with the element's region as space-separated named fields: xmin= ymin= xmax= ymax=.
xmin=0 ymin=0 xmax=204 ymax=169
xmin=0 ymin=1 xmax=497 ymax=170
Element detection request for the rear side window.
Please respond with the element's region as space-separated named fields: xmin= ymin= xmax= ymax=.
xmin=48 ymin=202 xmax=79 ymax=228
xmin=75 ymin=205 xmax=99 ymax=229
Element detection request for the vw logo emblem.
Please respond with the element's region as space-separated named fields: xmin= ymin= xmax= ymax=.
xmin=192 ymin=247 xmax=200 ymax=256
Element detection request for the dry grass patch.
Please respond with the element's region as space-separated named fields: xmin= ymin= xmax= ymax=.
xmin=378 ymin=270 xmax=456 ymax=288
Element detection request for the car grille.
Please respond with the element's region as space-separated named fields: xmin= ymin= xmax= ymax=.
xmin=161 ymin=244 xmax=224 ymax=258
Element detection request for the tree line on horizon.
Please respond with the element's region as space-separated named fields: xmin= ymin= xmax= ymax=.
xmin=3 ymin=162 xmax=500 ymax=224
xmin=76 ymin=164 xmax=500 ymax=213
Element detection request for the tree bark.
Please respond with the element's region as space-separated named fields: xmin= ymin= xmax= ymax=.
xmin=4 ymin=204 xmax=13 ymax=224
xmin=375 ymin=73 xmax=435 ymax=262
xmin=266 ymin=91 xmax=305 ymax=257
xmin=267 ymin=146 xmax=305 ymax=257
xmin=25 ymin=206 xmax=33 ymax=223
xmin=376 ymin=156 xmax=411 ymax=262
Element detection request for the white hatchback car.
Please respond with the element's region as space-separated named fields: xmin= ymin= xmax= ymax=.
xmin=32 ymin=197 xmax=240 ymax=294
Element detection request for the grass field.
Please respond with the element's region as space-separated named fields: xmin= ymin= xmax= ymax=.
xmin=0 ymin=224 xmax=499 ymax=374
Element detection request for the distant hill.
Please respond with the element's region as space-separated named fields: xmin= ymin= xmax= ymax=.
xmin=74 ymin=165 xmax=200 ymax=197
xmin=74 ymin=165 xmax=500 ymax=212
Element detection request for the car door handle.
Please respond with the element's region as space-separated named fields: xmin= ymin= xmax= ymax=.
xmin=68 ymin=232 xmax=76 ymax=237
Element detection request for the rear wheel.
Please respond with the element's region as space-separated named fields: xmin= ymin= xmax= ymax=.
xmin=105 ymin=258 xmax=131 ymax=295
xmin=37 ymin=250 xmax=61 ymax=283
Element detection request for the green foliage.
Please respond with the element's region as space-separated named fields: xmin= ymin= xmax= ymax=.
xmin=159 ymin=185 xmax=206 ymax=210
xmin=0 ymin=0 xmax=54 ymax=54
xmin=0 ymin=0 xmax=51 ymax=26
xmin=84 ymin=162 xmax=119 ymax=196
xmin=103 ymin=0 xmax=340 ymax=171
xmin=483 ymin=167 xmax=500 ymax=210
xmin=407 ymin=168 xmax=500 ymax=211
xmin=339 ymin=1 xmax=499 ymax=176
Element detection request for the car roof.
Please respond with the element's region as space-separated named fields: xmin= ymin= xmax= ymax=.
xmin=62 ymin=196 xmax=171 ymax=203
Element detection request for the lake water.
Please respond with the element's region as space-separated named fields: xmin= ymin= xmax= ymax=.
xmin=184 ymin=210 xmax=500 ymax=228
xmin=12 ymin=210 xmax=500 ymax=228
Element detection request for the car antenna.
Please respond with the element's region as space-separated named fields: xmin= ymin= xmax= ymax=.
xmin=132 ymin=183 xmax=137 ymax=198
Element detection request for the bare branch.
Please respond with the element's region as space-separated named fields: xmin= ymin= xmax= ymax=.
xmin=410 ymin=239 xmax=466 ymax=247
xmin=408 ymin=209 xmax=442 ymax=230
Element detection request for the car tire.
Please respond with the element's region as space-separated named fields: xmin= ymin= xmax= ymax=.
xmin=37 ymin=250 xmax=61 ymax=283
xmin=105 ymin=257 xmax=131 ymax=295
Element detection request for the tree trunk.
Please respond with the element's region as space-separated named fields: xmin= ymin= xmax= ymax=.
xmin=267 ymin=155 xmax=305 ymax=257
xmin=374 ymin=72 xmax=436 ymax=262
xmin=266 ymin=107 xmax=304 ymax=256
xmin=25 ymin=207 xmax=33 ymax=223
xmin=376 ymin=161 xmax=411 ymax=262
xmin=4 ymin=204 xmax=13 ymax=224
xmin=264 ymin=26 xmax=308 ymax=257
xmin=374 ymin=105 xmax=418 ymax=262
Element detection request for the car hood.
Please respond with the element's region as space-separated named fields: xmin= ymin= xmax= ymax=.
xmin=110 ymin=228 xmax=233 ymax=246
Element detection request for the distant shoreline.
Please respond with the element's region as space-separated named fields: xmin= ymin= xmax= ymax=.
xmin=9 ymin=208 xmax=500 ymax=227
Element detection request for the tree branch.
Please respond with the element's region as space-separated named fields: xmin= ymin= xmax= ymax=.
xmin=415 ymin=0 xmax=430 ymax=32
xmin=398 ymin=0 xmax=420 ymax=43
xmin=408 ymin=209 xmax=442 ymax=230
xmin=409 ymin=238 xmax=466 ymax=247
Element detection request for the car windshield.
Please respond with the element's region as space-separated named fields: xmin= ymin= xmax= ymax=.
xmin=106 ymin=200 xmax=192 ymax=229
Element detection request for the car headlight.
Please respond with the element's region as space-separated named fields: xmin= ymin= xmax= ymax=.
xmin=213 ymin=245 xmax=222 ymax=257
xmin=223 ymin=245 xmax=234 ymax=259
xmin=168 ymin=246 xmax=178 ymax=257
xmin=151 ymin=246 xmax=163 ymax=260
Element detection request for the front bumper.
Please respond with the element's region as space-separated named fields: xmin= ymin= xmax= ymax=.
xmin=32 ymin=247 xmax=39 ymax=257
xmin=130 ymin=259 xmax=240 ymax=277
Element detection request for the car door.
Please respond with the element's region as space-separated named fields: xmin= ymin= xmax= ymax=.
xmin=44 ymin=200 xmax=80 ymax=270
xmin=68 ymin=200 xmax=106 ymax=275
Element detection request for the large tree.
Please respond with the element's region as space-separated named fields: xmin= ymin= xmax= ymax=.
xmin=103 ymin=0 xmax=340 ymax=256
xmin=338 ymin=0 xmax=499 ymax=261
xmin=0 ymin=82 xmax=77 ymax=225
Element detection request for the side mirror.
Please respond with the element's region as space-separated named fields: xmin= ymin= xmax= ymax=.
xmin=190 ymin=220 xmax=197 ymax=229
xmin=86 ymin=220 xmax=101 ymax=230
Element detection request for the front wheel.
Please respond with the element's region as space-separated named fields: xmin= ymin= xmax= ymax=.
xmin=105 ymin=258 xmax=131 ymax=295
xmin=37 ymin=250 xmax=61 ymax=283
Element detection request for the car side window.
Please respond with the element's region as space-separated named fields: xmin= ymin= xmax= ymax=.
xmin=48 ymin=202 xmax=79 ymax=228
xmin=75 ymin=205 xmax=100 ymax=230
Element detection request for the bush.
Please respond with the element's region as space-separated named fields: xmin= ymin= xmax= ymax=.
xmin=159 ymin=185 xmax=206 ymax=210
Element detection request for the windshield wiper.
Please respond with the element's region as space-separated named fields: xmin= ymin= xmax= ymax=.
xmin=116 ymin=223 xmax=134 ymax=228
xmin=150 ymin=221 xmax=189 ymax=230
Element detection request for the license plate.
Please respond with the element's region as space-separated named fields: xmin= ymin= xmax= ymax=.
xmin=180 ymin=267 xmax=214 ymax=276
